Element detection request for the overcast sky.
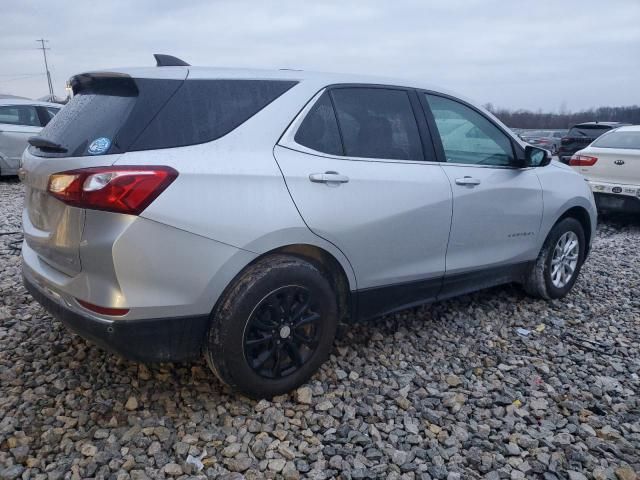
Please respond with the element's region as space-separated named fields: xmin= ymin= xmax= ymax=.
xmin=1 ymin=0 xmax=638 ymax=111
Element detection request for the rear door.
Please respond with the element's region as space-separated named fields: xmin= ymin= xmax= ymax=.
xmin=0 ymin=105 xmax=41 ymax=172
xmin=421 ymin=92 xmax=543 ymax=295
xmin=275 ymin=86 xmax=452 ymax=317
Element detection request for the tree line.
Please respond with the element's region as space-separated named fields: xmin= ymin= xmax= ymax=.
xmin=484 ymin=104 xmax=640 ymax=129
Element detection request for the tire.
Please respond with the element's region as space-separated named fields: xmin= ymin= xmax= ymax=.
xmin=204 ymin=254 xmax=338 ymax=398
xmin=523 ymin=217 xmax=585 ymax=299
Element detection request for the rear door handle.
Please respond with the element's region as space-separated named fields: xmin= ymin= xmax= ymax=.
xmin=455 ymin=176 xmax=481 ymax=186
xmin=309 ymin=171 xmax=349 ymax=184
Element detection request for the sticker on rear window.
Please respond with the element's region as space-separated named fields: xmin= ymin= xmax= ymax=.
xmin=88 ymin=137 xmax=111 ymax=155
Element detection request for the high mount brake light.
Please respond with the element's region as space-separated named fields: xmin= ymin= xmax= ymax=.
xmin=569 ymin=155 xmax=598 ymax=167
xmin=48 ymin=166 xmax=178 ymax=215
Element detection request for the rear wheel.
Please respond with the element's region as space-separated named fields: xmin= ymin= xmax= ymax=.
xmin=524 ymin=217 xmax=585 ymax=299
xmin=204 ymin=254 xmax=338 ymax=398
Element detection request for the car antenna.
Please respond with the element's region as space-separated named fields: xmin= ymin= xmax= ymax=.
xmin=154 ymin=54 xmax=190 ymax=67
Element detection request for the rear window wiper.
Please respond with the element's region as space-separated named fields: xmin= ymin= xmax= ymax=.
xmin=28 ymin=136 xmax=68 ymax=153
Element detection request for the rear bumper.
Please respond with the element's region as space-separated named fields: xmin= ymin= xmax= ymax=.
xmin=590 ymin=181 xmax=640 ymax=212
xmin=24 ymin=273 xmax=209 ymax=363
xmin=594 ymin=193 xmax=640 ymax=213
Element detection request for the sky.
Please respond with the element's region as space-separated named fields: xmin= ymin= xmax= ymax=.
xmin=1 ymin=0 xmax=638 ymax=112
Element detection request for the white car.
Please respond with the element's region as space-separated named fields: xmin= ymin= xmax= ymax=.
xmin=570 ymin=125 xmax=640 ymax=213
xmin=0 ymin=98 xmax=61 ymax=176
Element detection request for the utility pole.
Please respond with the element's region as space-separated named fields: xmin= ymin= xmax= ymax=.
xmin=36 ymin=38 xmax=55 ymax=99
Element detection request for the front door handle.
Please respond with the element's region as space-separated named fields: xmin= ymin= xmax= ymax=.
xmin=309 ymin=171 xmax=349 ymax=184
xmin=455 ymin=176 xmax=481 ymax=186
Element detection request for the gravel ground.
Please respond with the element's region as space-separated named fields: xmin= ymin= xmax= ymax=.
xmin=1 ymin=178 xmax=638 ymax=480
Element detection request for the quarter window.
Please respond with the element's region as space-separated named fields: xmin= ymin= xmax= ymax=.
xmin=0 ymin=105 xmax=40 ymax=127
xmin=294 ymin=92 xmax=343 ymax=156
xmin=330 ymin=88 xmax=424 ymax=161
xmin=132 ymin=79 xmax=297 ymax=151
xmin=426 ymin=94 xmax=515 ymax=166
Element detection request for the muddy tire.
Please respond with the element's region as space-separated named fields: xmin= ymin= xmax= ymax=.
xmin=204 ymin=254 xmax=338 ymax=398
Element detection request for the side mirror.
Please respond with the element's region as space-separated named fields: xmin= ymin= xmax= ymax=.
xmin=525 ymin=145 xmax=551 ymax=167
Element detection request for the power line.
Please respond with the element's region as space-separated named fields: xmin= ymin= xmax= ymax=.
xmin=36 ymin=38 xmax=54 ymax=97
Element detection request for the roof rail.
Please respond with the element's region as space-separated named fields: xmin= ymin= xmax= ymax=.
xmin=154 ymin=54 xmax=190 ymax=67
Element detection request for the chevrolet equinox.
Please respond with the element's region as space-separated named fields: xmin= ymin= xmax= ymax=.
xmin=21 ymin=55 xmax=597 ymax=398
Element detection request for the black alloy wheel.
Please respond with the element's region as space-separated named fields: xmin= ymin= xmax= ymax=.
xmin=244 ymin=286 xmax=321 ymax=379
xmin=204 ymin=254 xmax=338 ymax=398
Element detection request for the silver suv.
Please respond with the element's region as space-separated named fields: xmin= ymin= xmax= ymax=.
xmin=21 ymin=56 xmax=597 ymax=398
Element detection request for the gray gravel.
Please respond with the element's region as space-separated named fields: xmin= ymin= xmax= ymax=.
xmin=1 ymin=178 xmax=638 ymax=480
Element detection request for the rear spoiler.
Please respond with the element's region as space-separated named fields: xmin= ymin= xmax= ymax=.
xmin=69 ymin=72 xmax=138 ymax=96
xmin=68 ymin=55 xmax=190 ymax=94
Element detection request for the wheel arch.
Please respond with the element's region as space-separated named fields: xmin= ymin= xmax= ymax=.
xmin=208 ymin=242 xmax=355 ymax=328
xmin=556 ymin=205 xmax=593 ymax=257
xmin=253 ymin=244 xmax=353 ymax=324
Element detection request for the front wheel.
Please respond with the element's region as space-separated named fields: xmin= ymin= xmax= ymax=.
xmin=523 ymin=217 xmax=586 ymax=299
xmin=204 ymin=254 xmax=338 ymax=398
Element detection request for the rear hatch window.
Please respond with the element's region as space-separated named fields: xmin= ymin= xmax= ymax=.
xmin=592 ymin=131 xmax=640 ymax=149
xmin=31 ymin=75 xmax=297 ymax=157
xmin=566 ymin=125 xmax=612 ymax=138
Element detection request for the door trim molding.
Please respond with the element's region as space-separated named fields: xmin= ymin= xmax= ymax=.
xmin=351 ymin=261 xmax=533 ymax=322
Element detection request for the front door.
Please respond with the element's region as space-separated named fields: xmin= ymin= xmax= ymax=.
xmin=423 ymin=93 xmax=543 ymax=296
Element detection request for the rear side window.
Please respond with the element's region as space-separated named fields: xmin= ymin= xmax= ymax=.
xmin=132 ymin=80 xmax=297 ymax=151
xmin=0 ymin=105 xmax=40 ymax=127
xmin=330 ymin=88 xmax=423 ymax=161
xmin=592 ymin=131 xmax=640 ymax=149
xmin=32 ymin=77 xmax=296 ymax=157
xmin=294 ymin=92 xmax=343 ymax=156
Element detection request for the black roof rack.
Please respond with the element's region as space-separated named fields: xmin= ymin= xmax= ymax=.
xmin=154 ymin=54 xmax=190 ymax=67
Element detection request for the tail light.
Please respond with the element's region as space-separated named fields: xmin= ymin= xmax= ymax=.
xmin=48 ymin=166 xmax=178 ymax=215
xmin=569 ymin=155 xmax=598 ymax=166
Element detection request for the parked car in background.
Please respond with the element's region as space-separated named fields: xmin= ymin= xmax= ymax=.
xmin=0 ymin=98 xmax=61 ymax=176
xmin=520 ymin=130 xmax=567 ymax=155
xmin=570 ymin=125 xmax=640 ymax=213
xmin=21 ymin=58 xmax=596 ymax=397
xmin=558 ymin=122 xmax=630 ymax=164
